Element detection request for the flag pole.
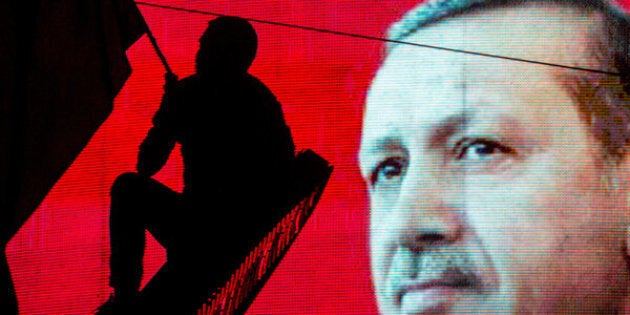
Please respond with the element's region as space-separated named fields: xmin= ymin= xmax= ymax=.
xmin=144 ymin=22 xmax=174 ymax=76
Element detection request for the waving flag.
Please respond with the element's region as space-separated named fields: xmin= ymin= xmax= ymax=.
xmin=0 ymin=0 xmax=147 ymax=312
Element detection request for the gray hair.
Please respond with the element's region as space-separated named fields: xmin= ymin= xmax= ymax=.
xmin=385 ymin=0 xmax=630 ymax=164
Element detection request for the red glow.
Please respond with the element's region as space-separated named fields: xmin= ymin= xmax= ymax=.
xmin=8 ymin=1 xmax=628 ymax=314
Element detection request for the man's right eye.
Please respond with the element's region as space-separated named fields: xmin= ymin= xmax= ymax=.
xmin=370 ymin=157 xmax=405 ymax=186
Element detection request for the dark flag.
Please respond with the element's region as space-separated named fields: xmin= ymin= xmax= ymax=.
xmin=0 ymin=0 xmax=147 ymax=312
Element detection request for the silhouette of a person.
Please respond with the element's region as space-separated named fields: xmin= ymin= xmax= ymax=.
xmin=97 ymin=15 xmax=295 ymax=315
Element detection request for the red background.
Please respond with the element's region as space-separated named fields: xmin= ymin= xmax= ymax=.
xmin=7 ymin=1 xmax=630 ymax=314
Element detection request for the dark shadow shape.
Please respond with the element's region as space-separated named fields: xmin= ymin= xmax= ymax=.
xmin=96 ymin=15 xmax=300 ymax=315
xmin=101 ymin=149 xmax=332 ymax=315
xmin=196 ymin=149 xmax=333 ymax=315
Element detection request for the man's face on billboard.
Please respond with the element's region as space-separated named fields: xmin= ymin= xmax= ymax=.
xmin=359 ymin=5 xmax=630 ymax=314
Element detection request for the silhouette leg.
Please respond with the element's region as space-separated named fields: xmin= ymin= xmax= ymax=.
xmin=109 ymin=173 xmax=148 ymax=298
xmin=99 ymin=173 xmax=185 ymax=315
xmin=109 ymin=173 xmax=182 ymax=296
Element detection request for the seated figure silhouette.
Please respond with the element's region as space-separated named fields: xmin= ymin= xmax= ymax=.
xmin=97 ymin=15 xmax=296 ymax=315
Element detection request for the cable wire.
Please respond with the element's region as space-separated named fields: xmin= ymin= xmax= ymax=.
xmin=136 ymin=1 xmax=621 ymax=76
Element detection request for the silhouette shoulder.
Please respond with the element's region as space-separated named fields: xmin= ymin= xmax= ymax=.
xmin=244 ymin=74 xmax=281 ymax=105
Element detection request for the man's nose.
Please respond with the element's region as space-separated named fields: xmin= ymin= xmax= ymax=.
xmin=395 ymin=172 xmax=463 ymax=252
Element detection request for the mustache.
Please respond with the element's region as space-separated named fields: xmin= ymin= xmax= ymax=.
xmin=389 ymin=247 xmax=484 ymax=298
xmin=416 ymin=249 xmax=478 ymax=285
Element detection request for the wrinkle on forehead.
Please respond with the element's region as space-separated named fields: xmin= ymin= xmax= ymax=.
xmin=386 ymin=3 xmax=605 ymax=73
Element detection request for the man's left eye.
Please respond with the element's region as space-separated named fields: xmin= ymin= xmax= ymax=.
xmin=454 ymin=138 xmax=514 ymax=161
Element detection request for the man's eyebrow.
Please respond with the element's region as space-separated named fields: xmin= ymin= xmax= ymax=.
xmin=359 ymin=111 xmax=472 ymax=163
xmin=427 ymin=112 xmax=472 ymax=148
xmin=361 ymin=135 xmax=404 ymax=157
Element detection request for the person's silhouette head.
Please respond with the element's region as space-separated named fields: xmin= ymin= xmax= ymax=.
xmin=196 ymin=16 xmax=258 ymax=76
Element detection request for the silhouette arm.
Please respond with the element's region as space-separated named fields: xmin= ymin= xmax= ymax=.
xmin=261 ymin=96 xmax=297 ymax=204
xmin=136 ymin=125 xmax=175 ymax=177
xmin=136 ymin=78 xmax=178 ymax=177
xmin=268 ymin=98 xmax=296 ymax=162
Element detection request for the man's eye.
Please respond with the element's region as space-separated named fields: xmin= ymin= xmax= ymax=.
xmin=371 ymin=157 xmax=405 ymax=186
xmin=454 ymin=138 xmax=513 ymax=161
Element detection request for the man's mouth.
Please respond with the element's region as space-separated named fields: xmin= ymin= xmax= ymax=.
xmin=397 ymin=277 xmax=477 ymax=314
xmin=403 ymin=274 xmax=476 ymax=292
xmin=396 ymin=263 xmax=481 ymax=314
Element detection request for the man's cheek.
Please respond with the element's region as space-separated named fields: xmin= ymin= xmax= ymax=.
xmin=464 ymin=186 xmax=551 ymax=286
xmin=369 ymin=205 xmax=395 ymax=288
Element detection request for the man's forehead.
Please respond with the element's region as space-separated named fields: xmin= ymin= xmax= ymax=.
xmin=385 ymin=3 xmax=604 ymax=72
xmin=361 ymin=2 xmax=607 ymax=132
xmin=359 ymin=4 xmax=600 ymax=168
